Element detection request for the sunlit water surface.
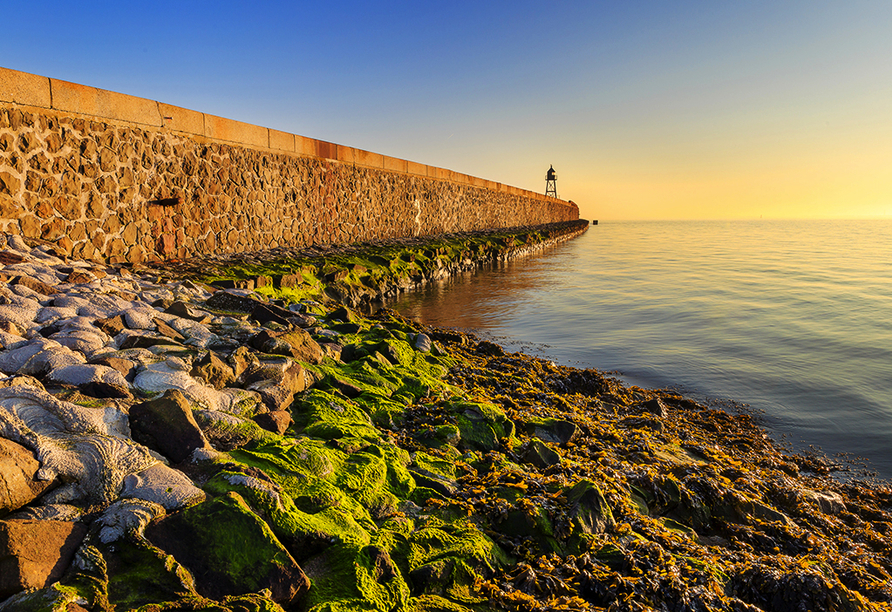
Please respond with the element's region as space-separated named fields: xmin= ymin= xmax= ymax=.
xmin=393 ymin=220 xmax=892 ymax=481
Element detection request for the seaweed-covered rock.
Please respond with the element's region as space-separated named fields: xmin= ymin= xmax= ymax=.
xmin=145 ymin=492 xmax=310 ymax=605
xmin=519 ymin=439 xmax=561 ymax=469
xmin=565 ymin=480 xmax=615 ymax=534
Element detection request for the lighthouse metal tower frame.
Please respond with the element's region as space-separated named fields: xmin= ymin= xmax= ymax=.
xmin=545 ymin=165 xmax=557 ymax=198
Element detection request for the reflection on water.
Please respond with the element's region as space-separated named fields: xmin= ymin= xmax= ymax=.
xmin=393 ymin=220 xmax=892 ymax=481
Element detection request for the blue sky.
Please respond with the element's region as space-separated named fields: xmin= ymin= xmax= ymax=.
xmin=4 ymin=1 xmax=892 ymax=220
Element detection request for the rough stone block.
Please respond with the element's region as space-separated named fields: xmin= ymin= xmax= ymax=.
xmin=0 ymin=67 xmax=51 ymax=107
xmin=204 ymin=114 xmax=268 ymax=148
xmin=51 ymin=79 xmax=161 ymax=126
xmin=406 ymin=160 xmax=426 ymax=176
xmin=354 ymin=148 xmax=383 ymax=169
xmin=158 ymin=102 xmax=205 ymax=135
xmin=294 ymin=135 xmax=317 ymax=157
xmin=269 ymin=129 xmax=295 ymax=153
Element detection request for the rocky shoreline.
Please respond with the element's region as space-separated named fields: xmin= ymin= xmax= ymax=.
xmin=0 ymin=224 xmax=890 ymax=612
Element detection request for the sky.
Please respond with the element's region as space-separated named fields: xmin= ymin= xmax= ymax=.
xmin=3 ymin=1 xmax=892 ymax=221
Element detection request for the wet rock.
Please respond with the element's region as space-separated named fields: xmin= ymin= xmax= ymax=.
xmin=476 ymin=340 xmax=505 ymax=357
xmin=0 ymin=438 xmax=54 ymax=515
xmin=523 ymin=418 xmax=579 ymax=445
xmin=802 ymin=489 xmax=846 ymax=515
xmin=565 ymin=480 xmax=615 ymax=534
xmin=639 ymin=397 xmax=668 ymax=418
xmin=0 ymin=519 xmax=88 ymax=599
xmin=144 ymin=491 xmax=310 ymax=604
xmin=252 ymin=410 xmax=293 ymax=435
xmin=251 ymin=302 xmax=295 ymax=326
xmin=413 ymin=332 xmax=432 ymax=353
xmin=519 ymin=439 xmax=562 ymax=469
xmin=191 ymin=351 xmax=236 ymax=389
xmin=129 ymin=389 xmax=213 ymax=463
xmin=205 ymin=290 xmax=260 ymax=313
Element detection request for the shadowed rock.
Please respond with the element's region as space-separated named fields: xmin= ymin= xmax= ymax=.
xmin=144 ymin=492 xmax=310 ymax=604
xmin=129 ymin=389 xmax=212 ymax=463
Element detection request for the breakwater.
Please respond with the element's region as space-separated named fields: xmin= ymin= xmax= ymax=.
xmin=0 ymin=67 xmax=578 ymax=265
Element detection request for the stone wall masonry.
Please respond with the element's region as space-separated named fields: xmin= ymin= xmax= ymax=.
xmin=0 ymin=67 xmax=578 ymax=264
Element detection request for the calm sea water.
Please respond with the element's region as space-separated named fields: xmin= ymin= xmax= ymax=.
xmin=393 ymin=220 xmax=892 ymax=481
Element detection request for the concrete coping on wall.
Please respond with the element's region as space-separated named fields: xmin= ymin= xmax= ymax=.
xmin=0 ymin=65 xmax=570 ymax=208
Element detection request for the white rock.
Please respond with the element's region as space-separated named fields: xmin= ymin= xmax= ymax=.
xmin=96 ymin=499 xmax=166 ymax=543
xmin=123 ymin=308 xmax=157 ymax=330
xmin=0 ymin=386 xmax=156 ymax=504
xmin=46 ymin=364 xmax=128 ymax=389
xmin=20 ymin=346 xmax=86 ymax=376
xmin=133 ymin=359 xmax=255 ymax=413
xmin=49 ymin=330 xmax=109 ymax=356
xmin=0 ymin=332 xmax=28 ymax=350
xmin=6 ymin=503 xmax=83 ymax=522
xmin=35 ymin=306 xmax=78 ymax=324
xmin=0 ymin=301 xmax=40 ymax=329
xmin=0 ymin=337 xmax=61 ymax=374
xmin=5 ymin=236 xmax=29 ymax=252
xmin=120 ymin=463 xmax=205 ymax=510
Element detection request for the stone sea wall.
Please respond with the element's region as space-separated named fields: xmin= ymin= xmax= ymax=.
xmin=0 ymin=67 xmax=579 ymax=265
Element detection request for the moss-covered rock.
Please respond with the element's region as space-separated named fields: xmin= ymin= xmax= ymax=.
xmin=144 ymin=492 xmax=310 ymax=605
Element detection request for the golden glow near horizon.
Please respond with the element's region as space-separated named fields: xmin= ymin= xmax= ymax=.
xmin=4 ymin=2 xmax=891 ymax=222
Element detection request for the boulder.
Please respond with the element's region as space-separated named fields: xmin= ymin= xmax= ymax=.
xmin=93 ymin=314 xmax=127 ymax=337
xmin=250 ymin=302 xmax=294 ymax=326
xmin=144 ymin=492 xmax=310 ymax=604
xmin=164 ymin=301 xmax=212 ymax=322
xmin=129 ymin=389 xmax=213 ymax=464
xmin=249 ymin=329 xmax=324 ymax=364
xmin=11 ymin=275 xmax=57 ymax=296
xmin=205 ymin=290 xmax=260 ymax=313
xmin=245 ymin=361 xmax=306 ymax=412
xmin=0 ymin=438 xmax=54 ymax=514
xmin=252 ymin=410 xmax=293 ymax=435
xmin=0 ymin=519 xmax=88 ymax=599
xmin=191 ymin=351 xmax=236 ymax=389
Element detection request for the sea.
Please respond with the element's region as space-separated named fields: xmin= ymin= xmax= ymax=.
xmin=392 ymin=219 xmax=892 ymax=483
